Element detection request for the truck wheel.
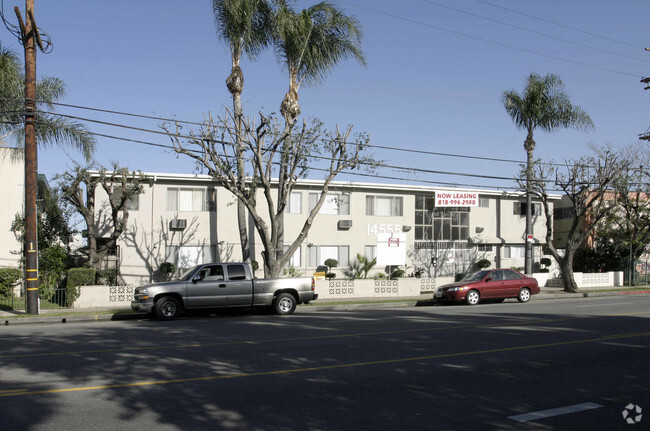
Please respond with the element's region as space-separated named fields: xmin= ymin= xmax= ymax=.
xmin=155 ymin=296 xmax=180 ymax=321
xmin=273 ymin=293 xmax=297 ymax=315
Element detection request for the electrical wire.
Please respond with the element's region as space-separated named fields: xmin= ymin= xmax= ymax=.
xmin=422 ymin=0 xmax=650 ymax=64
xmin=474 ymin=0 xmax=645 ymax=50
xmin=341 ymin=1 xmax=643 ymax=78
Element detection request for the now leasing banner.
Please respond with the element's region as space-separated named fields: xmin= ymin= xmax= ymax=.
xmin=435 ymin=191 xmax=479 ymax=207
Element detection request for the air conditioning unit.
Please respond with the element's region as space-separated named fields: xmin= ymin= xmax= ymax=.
xmin=169 ymin=219 xmax=187 ymax=230
xmin=337 ymin=219 xmax=353 ymax=230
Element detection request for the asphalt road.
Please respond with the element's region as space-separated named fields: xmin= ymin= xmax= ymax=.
xmin=1 ymin=295 xmax=649 ymax=430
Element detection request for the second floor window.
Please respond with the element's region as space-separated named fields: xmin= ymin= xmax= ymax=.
xmin=167 ymin=188 xmax=215 ymax=211
xmin=308 ymin=192 xmax=350 ymax=215
xmin=366 ymin=195 xmax=403 ymax=216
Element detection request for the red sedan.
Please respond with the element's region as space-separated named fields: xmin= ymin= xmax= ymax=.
xmin=435 ymin=269 xmax=540 ymax=305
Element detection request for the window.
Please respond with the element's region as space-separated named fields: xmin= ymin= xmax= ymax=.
xmin=111 ymin=187 xmax=139 ymax=211
xmin=165 ymin=245 xmax=217 ymax=272
xmin=287 ymin=192 xmax=302 ymax=214
xmin=554 ymin=207 xmax=574 ymax=220
xmin=415 ymin=195 xmax=435 ymax=240
xmin=308 ymin=193 xmax=350 ymax=215
xmin=478 ymin=244 xmax=493 ymax=253
xmin=284 ymin=245 xmax=301 ymax=267
xmin=503 ymin=246 xmax=525 ymax=259
xmin=364 ymin=245 xmax=377 ymax=261
xmin=167 ymin=187 xmax=215 ymax=211
xmin=479 ymin=197 xmax=490 ymax=208
xmin=308 ymin=245 xmax=349 ymax=267
xmin=200 ymin=265 xmax=224 ymax=281
xmin=227 ymin=264 xmax=247 ymax=281
xmin=433 ymin=207 xmax=469 ymax=241
xmin=366 ymin=195 xmax=403 ymax=216
xmin=514 ymin=202 xmax=542 ymax=216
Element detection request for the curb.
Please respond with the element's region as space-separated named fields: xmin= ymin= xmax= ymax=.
xmin=2 ymin=290 xmax=649 ymax=326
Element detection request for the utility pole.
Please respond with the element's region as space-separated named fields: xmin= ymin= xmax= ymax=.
xmin=15 ymin=0 xmax=42 ymax=314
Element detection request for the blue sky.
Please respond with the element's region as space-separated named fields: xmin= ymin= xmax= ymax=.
xmin=3 ymin=0 xmax=648 ymax=191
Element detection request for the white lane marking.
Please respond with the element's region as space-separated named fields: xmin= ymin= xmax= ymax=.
xmin=577 ymin=302 xmax=633 ymax=308
xmin=508 ymin=402 xmax=603 ymax=423
xmin=601 ymin=341 xmax=649 ymax=349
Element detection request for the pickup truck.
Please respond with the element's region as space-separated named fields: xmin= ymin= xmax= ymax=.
xmin=131 ymin=262 xmax=317 ymax=320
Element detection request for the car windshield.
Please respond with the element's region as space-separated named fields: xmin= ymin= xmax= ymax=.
xmin=178 ymin=266 xmax=200 ymax=281
xmin=461 ymin=270 xmax=490 ymax=282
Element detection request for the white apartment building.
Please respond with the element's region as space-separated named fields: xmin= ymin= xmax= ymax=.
xmin=0 ymin=147 xmax=23 ymax=269
xmin=91 ymin=171 xmax=560 ymax=285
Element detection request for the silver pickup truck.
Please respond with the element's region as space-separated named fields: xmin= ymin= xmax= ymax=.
xmin=131 ymin=262 xmax=317 ymax=320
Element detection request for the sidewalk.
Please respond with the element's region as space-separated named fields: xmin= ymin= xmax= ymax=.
xmin=2 ymin=286 xmax=649 ymax=326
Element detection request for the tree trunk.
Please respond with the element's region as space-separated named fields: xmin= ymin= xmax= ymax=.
xmin=229 ymin=66 xmax=250 ymax=263
xmin=524 ymin=132 xmax=535 ymax=275
xmin=559 ymin=257 xmax=579 ymax=293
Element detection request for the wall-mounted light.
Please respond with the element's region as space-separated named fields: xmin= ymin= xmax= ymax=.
xmin=475 ymin=227 xmax=484 ymax=233
xmin=402 ymin=225 xmax=412 ymax=232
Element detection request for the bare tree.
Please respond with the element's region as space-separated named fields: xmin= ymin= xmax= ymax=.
xmin=523 ymin=150 xmax=621 ymax=292
xmin=163 ymin=112 xmax=374 ymax=278
xmin=58 ymin=162 xmax=150 ymax=271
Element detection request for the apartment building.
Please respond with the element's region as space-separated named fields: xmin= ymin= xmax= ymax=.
xmin=0 ymin=147 xmax=23 ymax=269
xmin=91 ymin=171 xmax=560 ymax=285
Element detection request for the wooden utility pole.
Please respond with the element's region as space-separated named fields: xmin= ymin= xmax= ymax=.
xmin=15 ymin=0 xmax=40 ymax=314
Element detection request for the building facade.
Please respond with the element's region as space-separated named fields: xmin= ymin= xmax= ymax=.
xmin=91 ymin=172 xmax=559 ymax=285
xmin=0 ymin=147 xmax=23 ymax=269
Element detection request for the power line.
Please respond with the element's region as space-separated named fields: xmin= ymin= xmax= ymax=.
xmin=422 ymin=0 xmax=650 ymax=64
xmin=474 ymin=0 xmax=644 ymax=50
xmin=22 ymin=101 xmax=532 ymax=165
xmin=1 ymin=102 xmax=617 ymax=173
xmin=342 ymin=1 xmax=642 ymax=78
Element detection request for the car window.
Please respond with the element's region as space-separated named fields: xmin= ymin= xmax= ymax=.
xmin=503 ymin=270 xmax=523 ymax=280
xmin=202 ymin=265 xmax=224 ymax=281
xmin=490 ymin=270 xmax=503 ymax=281
xmin=227 ymin=265 xmax=247 ymax=281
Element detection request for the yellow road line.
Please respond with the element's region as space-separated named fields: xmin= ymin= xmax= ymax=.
xmin=2 ymin=330 xmax=649 ymax=398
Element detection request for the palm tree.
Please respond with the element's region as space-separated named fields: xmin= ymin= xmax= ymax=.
xmin=212 ymin=0 xmax=273 ymax=263
xmin=0 ymin=44 xmax=95 ymax=159
xmin=269 ymin=1 xmax=365 ymax=270
xmin=502 ymin=72 xmax=594 ymax=274
xmin=273 ymin=1 xmax=366 ymax=125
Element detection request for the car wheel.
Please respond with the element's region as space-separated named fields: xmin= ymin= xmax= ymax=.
xmin=517 ymin=288 xmax=531 ymax=303
xmin=273 ymin=293 xmax=297 ymax=315
xmin=465 ymin=289 xmax=480 ymax=305
xmin=155 ymin=296 xmax=181 ymax=320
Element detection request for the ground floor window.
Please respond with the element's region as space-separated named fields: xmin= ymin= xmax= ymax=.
xmin=503 ymin=245 xmax=525 ymax=259
xmin=165 ymin=245 xmax=217 ymax=273
xmin=308 ymin=245 xmax=349 ymax=268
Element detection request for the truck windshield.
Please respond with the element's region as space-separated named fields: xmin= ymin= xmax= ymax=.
xmin=178 ymin=266 xmax=200 ymax=281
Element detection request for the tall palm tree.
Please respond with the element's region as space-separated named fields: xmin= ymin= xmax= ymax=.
xmin=212 ymin=0 xmax=273 ymax=263
xmin=502 ymin=72 xmax=594 ymax=274
xmin=0 ymin=44 xmax=95 ymax=159
xmin=269 ymin=1 xmax=365 ymax=269
xmin=273 ymin=1 xmax=366 ymax=125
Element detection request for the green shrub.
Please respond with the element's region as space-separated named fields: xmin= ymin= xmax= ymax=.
xmin=159 ymin=261 xmax=176 ymax=280
xmin=476 ymin=258 xmax=491 ymax=269
xmin=66 ymin=267 xmax=96 ymax=307
xmin=0 ymin=268 xmax=21 ymax=297
xmin=96 ymin=269 xmax=118 ymax=285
